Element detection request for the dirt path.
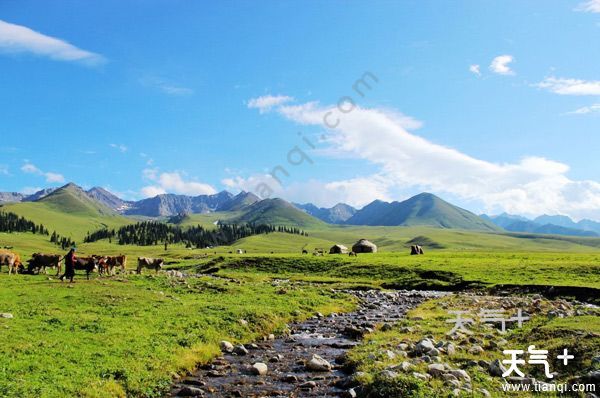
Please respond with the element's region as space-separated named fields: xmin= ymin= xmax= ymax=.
xmin=167 ymin=290 xmax=445 ymax=397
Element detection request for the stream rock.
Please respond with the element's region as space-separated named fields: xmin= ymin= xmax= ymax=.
xmin=233 ymin=345 xmax=248 ymax=356
xmin=306 ymin=354 xmax=332 ymax=372
xmin=177 ymin=386 xmax=204 ymax=396
xmin=251 ymin=362 xmax=268 ymax=376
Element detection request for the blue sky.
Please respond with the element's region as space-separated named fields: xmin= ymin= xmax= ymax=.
xmin=1 ymin=1 xmax=599 ymax=219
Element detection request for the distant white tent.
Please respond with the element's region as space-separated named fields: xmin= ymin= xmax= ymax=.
xmin=329 ymin=244 xmax=349 ymax=254
xmin=352 ymin=239 xmax=377 ymax=253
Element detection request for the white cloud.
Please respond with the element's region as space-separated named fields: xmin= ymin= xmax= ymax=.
xmin=109 ymin=143 xmax=128 ymax=153
xmin=575 ymin=0 xmax=600 ymax=13
xmin=0 ymin=19 xmax=105 ymax=66
xmin=141 ymin=169 xmax=216 ymax=197
xmin=140 ymin=185 xmax=166 ymax=198
xmin=536 ymin=77 xmax=600 ymax=95
xmin=21 ymin=162 xmax=65 ymax=183
xmin=21 ymin=186 xmax=43 ymax=195
xmin=139 ymin=76 xmax=193 ymax=96
xmin=247 ymin=96 xmax=600 ymax=220
xmin=567 ymin=103 xmax=600 ymax=114
xmin=0 ymin=164 xmax=9 ymax=175
xmin=489 ymin=55 xmax=515 ymax=75
xmin=247 ymin=95 xmax=294 ymax=113
xmin=44 ymin=172 xmax=66 ymax=183
xmin=223 ymin=174 xmax=392 ymax=208
xmin=469 ymin=64 xmax=481 ymax=76
xmin=159 ymin=84 xmax=193 ymax=96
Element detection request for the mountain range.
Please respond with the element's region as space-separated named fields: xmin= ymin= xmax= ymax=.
xmin=294 ymin=203 xmax=357 ymax=224
xmin=481 ymin=213 xmax=600 ymax=237
xmin=2 ymin=183 xmax=598 ymax=236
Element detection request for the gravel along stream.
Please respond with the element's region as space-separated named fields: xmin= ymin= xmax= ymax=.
xmin=168 ymin=290 xmax=445 ymax=397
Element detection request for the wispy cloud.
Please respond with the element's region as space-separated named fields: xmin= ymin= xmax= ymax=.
xmin=247 ymin=96 xmax=600 ymax=219
xmin=247 ymin=95 xmax=294 ymax=113
xmin=567 ymin=103 xmax=600 ymax=114
xmin=141 ymin=168 xmax=216 ymax=197
xmin=0 ymin=19 xmax=105 ymax=66
xmin=0 ymin=164 xmax=9 ymax=175
xmin=109 ymin=143 xmax=128 ymax=153
xmin=21 ymin=186 xmax=43 ymax=195
xmin=21 ymin=162 xmax=65 ymax=183
xmin=489 ymin=55 xmax=515 ymax=75
xmin=469 ymin=64 xmax=481 ymax=76
xmin=139 ymin=76 xmax=194 ymax=96
xmin=575 ymin=0 xmax=600 ymax=13
xmin=139 ymin=152 xmax=154 ymax=165
xmin=535 ymin=77 xmax=600 ymax=95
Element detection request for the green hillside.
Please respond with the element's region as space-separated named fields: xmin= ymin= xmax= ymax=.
xmin=231 ymin=224 xmax=600 ymax=253
xmin=1 ymin=184 xmax=131 ymax=241
xmin=39 ymin=183 xmax=116 ymax=216
xmin=346 ymin=193 xmax=500 ymax=231
xmin=231 ymin=198 xmax=324 ymax=228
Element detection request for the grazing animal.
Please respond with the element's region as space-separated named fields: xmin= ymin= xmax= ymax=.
xmin=0 ymin=250 xmax=22 ymax=274
xmin=27 ymin=253 xmax=61 ymax=275
xmin=348 ymin=251 xmax=357 ymax=257
xmin=95 ymin=256 xmax=109 ymax=275
xmin=101 ymin=255 xmax=127 ymax=275
xmin=410 ymin=245 xmax=424 ymax=255
xmin=136 ymin=257 xmax=163 ymax=274
xmin=74 ymin=256 xmax=99 ymax=280
xmin=302 ymin=249 xmax=308 ymax=254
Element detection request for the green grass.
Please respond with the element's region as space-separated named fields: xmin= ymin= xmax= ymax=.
xmin=0 ymin=274 xmax=353 ymax=398
xmin=207 ymin=252 xmax=600 ymax=290
xmin=1 ymin=201 xmax=131 ymax=241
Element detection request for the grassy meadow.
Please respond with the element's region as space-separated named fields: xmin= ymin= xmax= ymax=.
xmin=0 ymin=273 xmax=353 ymax=397
xmin=1 ymin=199 xmax=599 ymax=397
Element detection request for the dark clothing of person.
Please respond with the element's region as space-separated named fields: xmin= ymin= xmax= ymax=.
xmin=59 ymin=249 xmax=76 ymax=281
xmin=65 ymin=251 xmax=76 ymax=278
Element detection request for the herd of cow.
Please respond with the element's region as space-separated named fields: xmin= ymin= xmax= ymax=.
xmin=0 ymin=249 xmax=166 ymax=279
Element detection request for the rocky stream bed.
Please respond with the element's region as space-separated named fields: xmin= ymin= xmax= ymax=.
xmin=167 ymin=289 xmax=445 ymax=397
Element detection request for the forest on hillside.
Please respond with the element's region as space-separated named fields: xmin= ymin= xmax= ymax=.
xmin=84 ymin=221 xmax=307 ymax=247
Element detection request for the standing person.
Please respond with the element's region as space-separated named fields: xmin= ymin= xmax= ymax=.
xmin=59 ymin=247 xmax=76 ymax=283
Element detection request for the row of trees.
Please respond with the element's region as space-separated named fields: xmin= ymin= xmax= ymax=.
xmin=0 ymin=211 xmax=76 ymax=249
xmin=84 ymin=221 xmax=307 ymax=247
xmin=0 ymin=211 xmax=49 ymax=235
xmin=50 ymin=231 xmax=76 ymax=250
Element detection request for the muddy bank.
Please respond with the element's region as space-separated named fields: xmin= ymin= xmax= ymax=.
xmin=167 ymin=290 xmax=445 ymax=397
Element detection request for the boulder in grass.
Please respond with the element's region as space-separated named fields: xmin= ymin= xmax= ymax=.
xmin=219 ymin=340 xmax=234 ymax=353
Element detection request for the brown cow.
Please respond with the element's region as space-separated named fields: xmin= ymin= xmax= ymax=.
xmin=28 ymin=253 xmax=62 ymax=275
xmin=107 ymin=255 xmax=127 ymax=275
xmin=74 ymin=256 xmax=98 ymax=280
xmin=137 ymin=257 xmax=163 ymax=274
xmin=0 ymin=250 xmax=22 ymax=274
xmin=94 ymin=255 xmax=127 ymax=276
xmin=94 ymin=256 xmax=109 ymax=275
